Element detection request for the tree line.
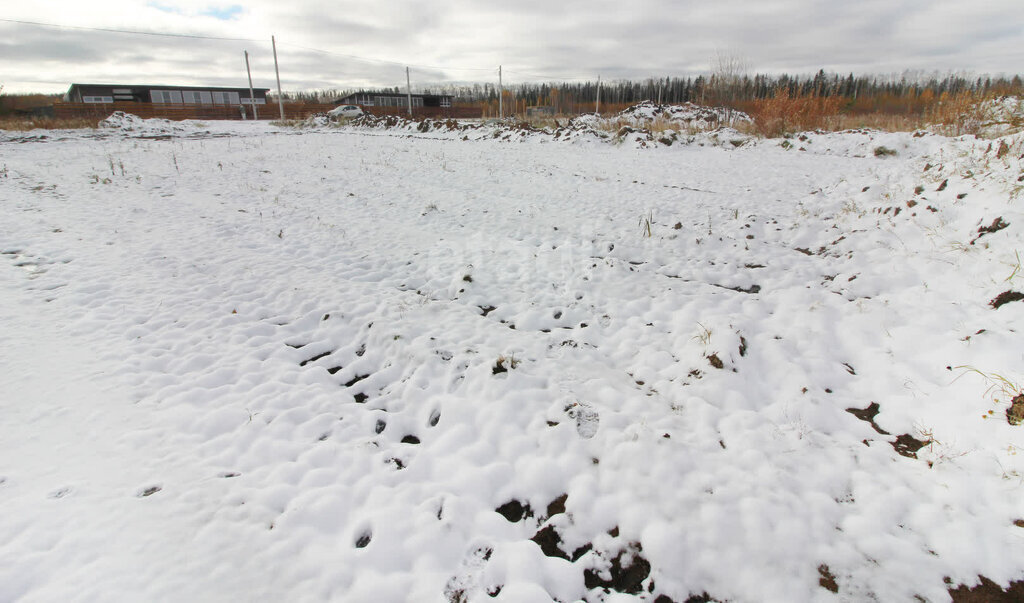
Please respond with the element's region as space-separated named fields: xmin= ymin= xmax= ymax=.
xmin=291 ymin=71 xmax=1023 ymax=113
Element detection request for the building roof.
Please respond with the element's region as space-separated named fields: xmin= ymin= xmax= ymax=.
xmin=67 ymin=83 xmax=270 ymax=93
xmin=340 ymin=91 xmax=452 ymax=99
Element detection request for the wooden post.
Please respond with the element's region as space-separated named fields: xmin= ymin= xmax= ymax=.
xmin=596 ymin=75 xmax=601 ymax=115
xmin=244 ymin=50 xmax=258 ymax=120
xmin=272 ymin=35 xmax=285 ymax=120
xmin=498 ymin=65 xmax=503 ymax=119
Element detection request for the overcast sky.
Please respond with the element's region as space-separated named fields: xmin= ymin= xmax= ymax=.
xmin=3 ymin=0 xmax=1023 ymax=95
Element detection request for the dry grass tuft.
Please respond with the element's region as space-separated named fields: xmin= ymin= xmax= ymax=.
xmin=0 ymin=117 xmax=100 ymax=131
xmin=926 ymin=91 xmax=1024 ymax=136
xmin=736 ymin=89 xmax=842 ymax=137
xmin=732 ymin=89 xmax=1023 ymax=138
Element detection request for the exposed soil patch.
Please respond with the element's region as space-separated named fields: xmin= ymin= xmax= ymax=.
xmin=892 ymin=433 xmax=930 ymax=459
xmin=972 ymin=217 xmax=1009 ymax=244
xmin=1006 ymin=394 xmax=1024 ymax=426
xmin=707 ymin=354 xmax=724 ymax=369
xmin=492 ymin=355 xmax=517 ymax=374
xmin=531 ymin=525 xmax=570 ymax=560
xmin=678 ymin=594 xmax=723 ymax=603
xmin=495 ymin=499 xmax=532 ymax=522
xmin=583 ymin=543 xmax=651 ymax=595
xmin=571 ymin=543 xmax=593 ymax=562
xmin=818 ymin=564 xmax=839 ymax=592
xmin=718 ymin=283 xmax=761 ymax=294
xmin=299 ymin=350 xmax=332 ymax=366
xmin=991 ymin=290 xmax=1024 ymax=309
xmin=845 ymin=402 xmax=890 ymax=435
xmin=546 ymin=493 xmax=568 ymax=518
xmin=948 ymin=576 xmax=1024 ymax=602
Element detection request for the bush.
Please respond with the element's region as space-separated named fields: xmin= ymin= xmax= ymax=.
xmin=738 ymin=89 xmax=842 ymax=137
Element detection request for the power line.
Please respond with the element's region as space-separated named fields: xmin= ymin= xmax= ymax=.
xmin=0 ymin=17 xmax=263 ymax=42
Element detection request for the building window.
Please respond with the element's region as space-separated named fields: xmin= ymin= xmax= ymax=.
xmin=151 ymin=90 xmax=184 ymax=103
xmin=182 ymin=91 xmax=202 ymax=104
xmin=200 ymin=91 xmax=213 ymax=104
xmin=373 ymin=95 xmax=422 ymax=108
xmin=82 ymin=96 xmax=114 ymax=103
xmin=211 ymin=91 xmax=241 ymax=105
xmin=440 ymin=97 xmax=451 ymax=108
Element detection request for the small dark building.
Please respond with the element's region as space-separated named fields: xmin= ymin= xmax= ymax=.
xmin=64 ymin=83 xmax=270 ymax=107
xmin=336 ymin=92 xmax=452 ymax=109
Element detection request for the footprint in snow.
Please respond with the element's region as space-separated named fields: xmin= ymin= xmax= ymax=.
xmin=567 ymin=402 xmax=599 ymax=439
xmin=354 ymin=529 xmax=372 ymax=548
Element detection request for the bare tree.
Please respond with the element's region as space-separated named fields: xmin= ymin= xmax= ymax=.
xmin=710 ymin=50 xmax=748 ymax=100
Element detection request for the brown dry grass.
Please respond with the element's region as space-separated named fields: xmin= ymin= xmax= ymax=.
xmin=0 ymin=116 xmax=100 ymax=131
xmin=734 ymin=88 xmax=1022 ymax=137
xmin=734 ymin=90 xmax=843 ymax=137
xmin=924 ymin=91 xmax=1024 ymax=136
xmin=518 ymin=89 xmax=1024 ymax=138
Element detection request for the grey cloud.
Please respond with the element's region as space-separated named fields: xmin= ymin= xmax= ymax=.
xmin=2 ymin=0 xmax=1022 ymax=94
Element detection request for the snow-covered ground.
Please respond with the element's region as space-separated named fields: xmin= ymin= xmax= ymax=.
xmin=1 ymin=113 xmax=1023 ymax=603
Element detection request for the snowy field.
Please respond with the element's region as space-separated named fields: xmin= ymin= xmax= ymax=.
xmin=1 ymin=113 xmax=1023 ymax=602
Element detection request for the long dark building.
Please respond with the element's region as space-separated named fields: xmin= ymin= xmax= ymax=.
xmin=336 ymin=92 xmax=452 ymax=109
xmin=64 ymin=83 xmax=270 ymax=106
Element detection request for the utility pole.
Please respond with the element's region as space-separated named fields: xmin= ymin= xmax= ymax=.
xmin=272 ymin=35 xmax=284 ymax=120
xmin=595 ymin=75 xmax=601 ymax=115
xmin=498 ymin=65 xmax=503 ymax=119
xmin=406 ymin=66 xmax=413 ymax=117
xmin=244 ymin=50 xmax=258 ymax=120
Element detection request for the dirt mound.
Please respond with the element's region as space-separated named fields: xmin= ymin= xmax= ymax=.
xmin=98 ymin=111 xmax=181 ymax=133
xmin=618 ymin=100 xmax=753 ymax=128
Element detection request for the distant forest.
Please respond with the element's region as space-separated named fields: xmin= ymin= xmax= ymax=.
xmin=438 ymin=71 xmax=1023 ymax=105
xmin=295 ymin=71 xmax=1024 ymax=114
